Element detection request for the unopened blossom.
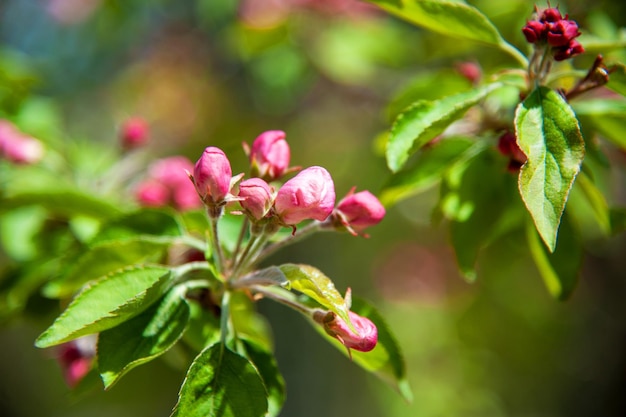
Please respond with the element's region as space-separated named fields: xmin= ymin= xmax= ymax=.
xmin=521 ymin=6 xmax=584 ymax=61
xmin=0 ymin=121 xmax=44 ymax=165
xmin=247 ymin=130 xmax=291 ymax=181
xmin=135 ymin=156 xmax=201 ymax=211
xmin=323 ymin=311 xmax=378 ymax=353
xmin=334 ymin=188 xmax=385 ymax=235
xmin=497 ymin=131 xmax=527 ymax=172
xmin=56 ymin=335 xmax=96 ymax=388
xmin=120 ymin=117 xmax=149 ymax=149
xmin=238 ymin=178 xmax=274 ymax=220
xmin=274 ymin=166 xmax=335 ymax=225
xmin=193 ymin=147 xmax=233 ymax=205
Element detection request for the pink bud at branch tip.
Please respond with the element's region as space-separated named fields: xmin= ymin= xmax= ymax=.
xmin=248 ymin=130 xmax=291 ymax=181
xmin=120 ymin=117 xmax=149 ymax=149
xmin=335 ymin=189 xmax=385 ymax=235
xmin=274 ymin=166 xmax=336 ymax=226
xmin=192 ymin=147 xmax=234 ymax=210
xmin=323 ymin=311 xmax=378 ymax=354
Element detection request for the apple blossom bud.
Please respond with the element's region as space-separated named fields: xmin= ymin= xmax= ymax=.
xmin=193 ymin=147 xmax=233 ymax=207
xmin=547 ymin=19 xmax=581 ymax=47
xmin=541 ymin=7 xmax=563 ymax=23
xmin=323 ymin=311 xmax=378 ymax=353
xmin=135 ymin=181 xmax=170 ymax=207
xmin=248 ymin=130 xmax=291 ymax=181
xmin=238 ymin=178 xmax=274 ymax=220
xmin=335 ymin=189 xmax=385 ymax=234
xmin=56 ymin=335 xmax=96 ymax=388
xmin=120 ymin=117 xmax=149 ymax=149
xmin=553 ymin=39 xmax=584 ymax=61
xmin=274 ymin=166 xmax=335 ymax=225
xmin=0 ymin=120 xmax=44 ymax=165
xmin=522 ymin=20 xmax=546 ymax=43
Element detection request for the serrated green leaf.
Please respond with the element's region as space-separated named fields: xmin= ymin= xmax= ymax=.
xmin=516 ymin=86 xmax=585 ymax=252
xmin=278 ymin=264 xmax=351 ymax=326
xmin=0 ymin=189 xmax=121 ymax=218
xmin=43 ymin=237 xmax=174 ymax=298
xmin=526 ymin=215 xmax=582 ymax=300
xmin=35 ymin=265 xmax=173 ymax=348
xmin=386 ymin=83 xmax=502 ymax=172
xmin=98 ymin=287 xmax=191 ymax=389
xmin=171 ymin=343 xmax=268 ymax=417
xmin=241 ymin=340 xmax=286 ymax=417
xmin=90 ymin=208 xmax=183 ymax=245
xmin=380 ymin=137 xmax=474 ymax=207
xmin=312 ymin=297 xmax=412 ymax=402
xmin=365 ymin=0 xmax=526 ymax=65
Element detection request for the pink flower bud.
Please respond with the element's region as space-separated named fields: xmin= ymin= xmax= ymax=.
xmin=546 ymin=19 xmax=580 ymax=47
xmin=238 ymin=178 xmax=274 ymax=220
xmin=248 ymin=130 xmax=291 ymax=181
xmin=522 ymin=20 xmax=546 ymax=43
xmin=120 ymin=117 xmax=149 ymax=149
xmin=193 ymin=147 xmax=233 ymax=206
xmin=135 ymin=181 xmax=170 ymax=207
xmin=553 ymin=39 xmax=584 ymax=61
xmin=56 ymin=335 xmax=96 ymax=388
xmin=335 ymin=189 xmax=385 ymax=234
xmin=540 ymin=7 xmax=563 ymax=23
xmin=0 ymin=120 xmax=44 ymax=165
xmin=323 ymin=311 xmax=378 ymax=353
xmin=135 ymin=156 xmax=201 ymax=211
xmin=274 ymin=166 xmax=335 ymax=225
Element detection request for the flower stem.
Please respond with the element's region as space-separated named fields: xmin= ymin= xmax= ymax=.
xmin=207 ymin=214 xmax=225 ymax=275
xmin=257 ymin=220 xmax=326 ymax=263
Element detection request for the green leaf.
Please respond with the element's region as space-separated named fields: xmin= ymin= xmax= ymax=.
xmin=0 ymin=188 xmax=121 ymax=219
xmin=98 ymin=286 xmax=191 ymax=389
xmin=35 ymin=265 xmax=173 ymax=348
xmin=568 ymin=171 xmax=611 ymax=238
xmin=279 ymin=264 xmax=351 ymax=325
xmin=313 ymin=297 xmax=412 ymax=402
xmin=231 ymin=291 xmax=274 ymax=351
xmin=43 ymin=237 xmax=174 ymax=298
xmin=365 ymin=0 xmax=526 ymax=65
xmin=572 ymin=98 xmax=626 ymax=150
xmin=380 ymin=137 xmax=474 ymax=207
xmin=90 ymin=208 xmax=183 ymax=245
xmin=241 ymin=340 xmax=286 ymax=417
xmin=171 ymin=343 xmax=268 ymax=417
xmin=386 ymin=83 xmax=502 ymax=172
xmin=526 ymin=215 xmax=582 ymax=300
xmin=444 ymin=149 xmax=523 ymax=281
xmin=515 ymin=86 xmax=585 ymax=252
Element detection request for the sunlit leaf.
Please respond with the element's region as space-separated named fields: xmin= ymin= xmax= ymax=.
xmin=516 ymin=86 xmax=585 ymax=252
xmin=279 ymin=264 xmax=351 ymax=325
xmin=241 ymin=340 xmax=286 ymax=417
xmin=380 ymin=137 xmax=475 ymax=207
xmin=365 ymin=0 xmax=526 ymax=65
xmin=386 ymin=82 xmax=502 ymax=172
xmin=98 ymin=286 xmax=191 ymax=389
xmin=35 ymin=265 xmax=173 ymax=348
xmin=42 ymin=237 xmax=174 ymax=298
xmin=171 ymin=343 xmax=268 ymax=417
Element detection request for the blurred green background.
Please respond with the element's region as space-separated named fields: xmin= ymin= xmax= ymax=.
xmin=1 ymin=0 xmax=626 ymax=416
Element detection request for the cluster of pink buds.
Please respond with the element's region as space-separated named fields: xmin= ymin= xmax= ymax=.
xmin=522 ymin=6 xmax=584 ymax=61
xmin=189 ymin=130 xmax=385 ymax=236
xmin=0 ymin=120 xmax=44 ymax=165
xmin=135 ymin=156 xmax=202 ymax=211
xmin=497 ymin=131 xmax=527 ymax=172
